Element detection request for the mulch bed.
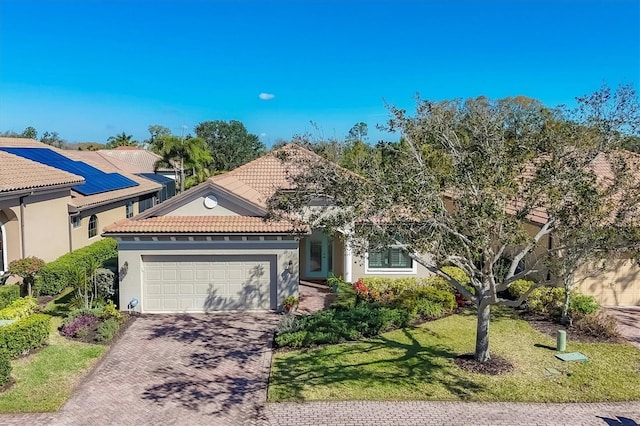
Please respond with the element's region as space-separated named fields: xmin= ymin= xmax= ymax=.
xmin=518 ymin=311 xmax=621 ymax=344
xmin=64 ymin=313 xmax=136 ymax=345
xmin=454 ymin=353 xmax=515 ymax=375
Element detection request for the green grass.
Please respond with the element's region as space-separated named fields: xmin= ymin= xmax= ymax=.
xmin=269 ymin=310 xmax=640 ymax=402
xmin=42 ymin=287 xmax=75 ymax=318
xmin=0 ymin=311 xmax=107 ymax=412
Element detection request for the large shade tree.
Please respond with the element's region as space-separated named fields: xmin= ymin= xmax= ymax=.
xmin=195 ymin=120 xmax=265 ymax=172
xmin=268 ymin=85 xmax=640 ymax=362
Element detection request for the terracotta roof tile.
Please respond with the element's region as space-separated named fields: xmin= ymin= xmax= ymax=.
xmin=0 ymin=150 xmax=84 ymax=193
xmin=210 ymin=144 xmax=323 ymax=208
xmin=63 ymin=150 xmax=148 ymax=174
xmin=103 ymin=216 xmax=306 ymax=234
xmin=0 ymin=137 xmax=47 ymax=147
xmin=99 ymin=149 xmax=172 ymax=173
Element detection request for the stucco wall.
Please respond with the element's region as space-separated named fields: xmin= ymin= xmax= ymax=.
xmin=116 ymin=239 xmax=299 ymax=313
xmin=1 ymin=190 xmax=72 ymax=264
xmin=72 ymin=199 xmax=137 ymax=251
xmin=574 ymin=257 xmax=640 ymax=306
xmin=166 ymin=193 xmax=256 ymax=217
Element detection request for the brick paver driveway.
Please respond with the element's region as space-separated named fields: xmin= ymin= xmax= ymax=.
xmin=49 ymin=313 xmax=276 ymax=426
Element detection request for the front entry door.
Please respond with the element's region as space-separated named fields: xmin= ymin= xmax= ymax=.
xmin=305 ymin=230 xmax=331 ymax=279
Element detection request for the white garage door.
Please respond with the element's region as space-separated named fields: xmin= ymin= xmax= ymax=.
xmin=143 ymin=255 xmax=274 ymax=312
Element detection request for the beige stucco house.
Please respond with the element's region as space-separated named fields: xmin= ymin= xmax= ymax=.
xmin=0 ymin=137 xmax=164 ymax=274
xmin=103 ymin=146 xmax=435 ymax=313
xmin=105 ymin=144 xmax=640 ymax=311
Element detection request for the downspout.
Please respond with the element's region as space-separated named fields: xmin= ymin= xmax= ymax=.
xmin=19 ymin=195 xmax=27 ymax=258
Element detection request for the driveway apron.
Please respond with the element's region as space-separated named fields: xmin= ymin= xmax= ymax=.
xmin=605 ymin=307 xmax=640 ymax=348
xmin=55 ymin=313 xmax=278 ymax=426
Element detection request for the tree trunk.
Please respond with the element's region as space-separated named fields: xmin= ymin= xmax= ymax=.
xmin=475 ymin=299 xmax=491 ymax=362
xmin=561 ymin=279 xmax=572 ymax=326
xmin=180 ymin=158 xmax=185 ymax=193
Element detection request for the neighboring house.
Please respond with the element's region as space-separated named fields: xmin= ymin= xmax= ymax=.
xmin=98 ymin=146 xmax=176 ymax=181
xmin=102 ymin=145 xmax=431 ymax=313
xmin=0 ymin=137 xmax=164 ymax=272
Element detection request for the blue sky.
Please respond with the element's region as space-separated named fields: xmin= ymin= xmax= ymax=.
xmin=0 ymin=0 xmax=638 ymax=145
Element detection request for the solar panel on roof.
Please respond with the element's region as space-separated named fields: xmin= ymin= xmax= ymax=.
xmin=0 ymin=147 xmax=139 ymax=196
xmin=136 ymin=173 xmax=174 ymax=184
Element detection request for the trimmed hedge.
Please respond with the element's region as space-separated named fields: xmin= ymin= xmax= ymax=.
xmin=0 ymin=314 xmax=51 ymax=358
xmin=36 ymin=238 xmax=118 ymax=296
xmin=0 ymin=297 xmax=38 ymax=320
xmin=0 ymin=285 xmax=20 ymax=310
xmin=508 ymin=280 xmax=600 ymax=318
xmin=0 ymin=350 xmax=11 ymax=386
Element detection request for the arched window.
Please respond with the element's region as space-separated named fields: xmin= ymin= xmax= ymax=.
xmin=88 ymin=215 xmax=98 ymax=238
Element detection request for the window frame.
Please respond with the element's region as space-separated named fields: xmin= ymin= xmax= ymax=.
xmin=364 ymin=247 xmax=417 ymax=275
xmin=70 ymin=215 xmax=81 ymax=229
xmin=88 ymin=215 xmax=98 ymax=239
xmin=125 ymin=201 xmax=134 ymax=219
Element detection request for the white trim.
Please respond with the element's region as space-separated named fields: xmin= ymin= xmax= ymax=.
xmin=344 ymin=243 xmax=353 ymax=283
xmin=363 ymin=251 xmax=417 ymax=275
xmin=0 ymin=221 xmax=6 ymax=273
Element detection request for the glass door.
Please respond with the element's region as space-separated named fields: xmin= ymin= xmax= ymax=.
xmin=305 ymin=230 xmax=329 ymax=278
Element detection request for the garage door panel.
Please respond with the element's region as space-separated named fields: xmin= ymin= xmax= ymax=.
xmin=143 ymin=256 xmax=274 ymax=312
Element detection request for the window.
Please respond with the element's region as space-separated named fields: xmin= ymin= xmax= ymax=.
xmin=88 ymin=215 xmax=98 ymax=238
xmin=368 ymin=248 xmax=412 ymax=269
xmin=126 ymin=202 xmax=134 ymax=219
xmin=71 ymin=215 xmax=81 ymax=229
xmin=138 ymin=194 xmax=155 ymax=213
xmin=366 ymin=247 xmax=414 ymax=273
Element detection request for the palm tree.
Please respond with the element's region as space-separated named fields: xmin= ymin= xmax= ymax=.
xmin=106 ymin=132 xmax=138 ymax=149
xmin=153 ymin=135 xmax=212 ymax=192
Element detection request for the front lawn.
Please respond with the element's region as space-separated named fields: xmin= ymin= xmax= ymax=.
xmin=269 ymin=310 xmax=640 ymax=402
xmin=0 ymin=316 xmax=106 ymax=412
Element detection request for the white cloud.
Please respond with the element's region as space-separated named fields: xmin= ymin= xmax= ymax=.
xmin=259 ymin=132 xmax=267 ymax=138
xmin=258 ymin=92 xmax=275 ymax=100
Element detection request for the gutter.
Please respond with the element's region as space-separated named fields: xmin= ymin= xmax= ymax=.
xmin=0 ymin=181 xmax=80 ymax=202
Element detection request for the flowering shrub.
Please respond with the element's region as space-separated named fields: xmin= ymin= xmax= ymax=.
xmin=61 ymin=314 xmax=100 ymax=338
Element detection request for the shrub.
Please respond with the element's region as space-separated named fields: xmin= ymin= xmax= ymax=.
xmin=63 ymin=307 xmax=104 ymax=325
xmin=415 ymin=299 xmax=445 ymax=318
xmin=96 ymin=318 xmax=120 ymax=343
xmin=507 ymin=279 xmax=537 ymax=300
xmin=0 ymin=297 xmax=38 ymax=320
xmin=0 ymin=285 xmax=20 ymax=310
xmin=61 ymin=314 xmax=100 ymax=339
xmin=100 ymin=301 xmax=125 ymax=324
xmin=573 ymin=312 xmax=619 ymax=339
xmin=274 ymin=304 xmax=411 ymax=348
xmin=330 ymin=278 xmax=357 ymax=310
xmin=0 ymin=314 xmax=51 ymax=358
xmin=274 ymin=330 xmax=308 ymax=348
xmin=36 ymin=238 xmax=118 ymax=296
xmin=8 ymin=257 xmax=45 ymax=296
xmin=569 ymin=294 xmax=600 ymax=317
xmin=0 ymin=350 xmax=11 ymax=387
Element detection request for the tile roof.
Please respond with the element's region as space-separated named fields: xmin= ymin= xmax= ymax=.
xmin=99 ymin=149 xmax=172 ymax=173
xmin=0 ymin=137 xmax=47 ymax=147
xmin=63 ymin=150 xmax=149 ymax=174
xmin=0 ymin=137 xmax=163 ymax=209
xmin=0 ymin=150 xmax=84 ymax=193
xmin=209 ymin=144 xmax=323 ymax=208
xmin=103 ymin=216 xmax=306 ymax=234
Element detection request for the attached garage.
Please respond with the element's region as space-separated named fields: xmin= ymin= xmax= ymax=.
xmin=143 ymin=255 xmax=276 ymax=312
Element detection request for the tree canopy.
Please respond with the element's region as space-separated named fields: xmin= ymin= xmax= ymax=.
xmin=268 ymin=85 xmax=640 ymax=362
xmin=106 ymin=132 xmax=138 ymax=149
xmin=153 ymin=134 xmax=212 ymax=192
xmin=194 ymin=120 xmax=265 ymax=172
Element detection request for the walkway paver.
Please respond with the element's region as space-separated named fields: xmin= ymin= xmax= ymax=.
xmin=266 ymin=401 xmax=640 ymax=426
xmin=605 ymin=307 xmax=640 ymax=348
